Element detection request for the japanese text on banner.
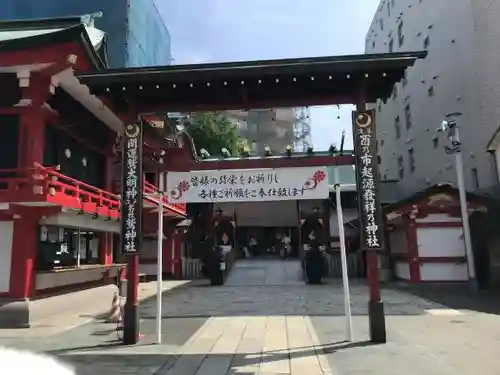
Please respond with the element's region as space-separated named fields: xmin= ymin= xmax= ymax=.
xmin=358 ymin=126 xmax=380 ymax=248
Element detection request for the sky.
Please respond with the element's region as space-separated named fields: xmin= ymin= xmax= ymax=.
xmin=158 ymin=0 xmax=380 ymax=151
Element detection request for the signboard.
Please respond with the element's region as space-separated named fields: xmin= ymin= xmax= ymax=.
xmin=352 ymin=110 xmax=384 ymax=250
xmin=166 ymin=167 xmax=329 ymax=203
xmin=120 ymin=121 xmax=144 ymax=254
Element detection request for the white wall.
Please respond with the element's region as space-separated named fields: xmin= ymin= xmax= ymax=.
xmin=0 ymin=221 xmax=14 ymax=293
xmin=419 ymin=263 xmax=468 ymax=281
xmin=395 ymin=262 xmax=410 ymax=280
xmin=417 ymin=227 xmax=465 ymax=258
xmin=416 ymin=224 xmax=468 ymax=281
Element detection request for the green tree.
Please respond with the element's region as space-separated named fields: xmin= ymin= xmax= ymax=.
xmin=185 ymin=111 xmax=244 ymax=157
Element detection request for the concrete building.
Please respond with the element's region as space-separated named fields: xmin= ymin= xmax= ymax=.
xmin=365 ymin=0 xmax=500 ymax=196
xmin=0 ymin=0 xmax=171 ymax=68
xmin=227 ymin=107 xmax=312 ymax=154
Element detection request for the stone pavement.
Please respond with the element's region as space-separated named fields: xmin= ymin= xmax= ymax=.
xmin=3 ymin=259 xmax=500 ymax=374
xmin=0 ymin=280 xmax=191 ymax=339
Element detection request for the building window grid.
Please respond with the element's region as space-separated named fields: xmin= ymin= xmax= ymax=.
xmin=398 ymin=156 xmax=404 ymax=179
xmin=394 ymin=116 xmax=401 ymax=139
xmin=398 ymin=21 xmax=404 ymax=46
xmin=424 ymin=35 xmax=430 ymax=49
xmin=428 ymin=85 xmax=435 ymax=97
xmin=408 ymin=148 xmax=416 ymax=172
xmin=404 ymin=104 xmax=412 ymax=129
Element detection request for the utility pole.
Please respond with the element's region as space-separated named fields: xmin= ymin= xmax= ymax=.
xmin=439 ymin=112 xmax=477 ymax=289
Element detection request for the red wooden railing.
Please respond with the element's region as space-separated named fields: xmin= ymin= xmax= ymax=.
xmin=35 ymin=164 xmax=121 ymax=211
xmin=143 ymin=180 xmax=186 ymax=215
xmin=0 ymin=165 xmax=186 ymax=216
xmin=0 ymin=168 xmax=31 ymax=191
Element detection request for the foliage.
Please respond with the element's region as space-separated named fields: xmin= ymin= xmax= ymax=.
xmin=185 ymin=112 xmax=245 ymax=157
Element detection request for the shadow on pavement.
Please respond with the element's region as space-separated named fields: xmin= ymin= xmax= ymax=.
xmin=393 ymin=282 xmax=500 ymax=315
xmin=47 ymin=340 xmax=380 ymax=375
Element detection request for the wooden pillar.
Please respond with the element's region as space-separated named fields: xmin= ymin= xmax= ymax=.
xmin=99 ymin=135 xmax=115 ymax=265
xmin=9 ymin=216 xmax=38 ymax=299
xmin=356 ymin=89 xmax=386 ymax=343
xmin=9 ymin=75 xmax=49 ymax=299
xmin=404 ymin=215 xmax=421 ymax=283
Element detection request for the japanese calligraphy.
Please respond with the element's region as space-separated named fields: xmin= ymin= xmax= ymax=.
xmin=167 ymin=167 xmax=329 ymax=203
xmin=353 ymin=110 xmax=383 ymax=249
xmin=121 ymin=122 xmax=143 ymax=254
xmin=196 ymin=186 xmax=307 ymax=201
xmin=190 ymin=172 xmax=279 ymax=187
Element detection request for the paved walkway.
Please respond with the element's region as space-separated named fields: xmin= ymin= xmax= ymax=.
xmin=2 ymin=260 xmax=500 ymax=374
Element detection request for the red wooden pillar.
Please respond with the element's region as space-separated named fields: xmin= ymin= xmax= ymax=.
xmin=99 ymin=138 xmax=115 ymax=265
xmin=9 ymin=216 xmax=38 ymax=299
xmin=9 ymin=96 xmax=47 ymax=299
xmin=405 ymin=215 xmax=421 ymax=283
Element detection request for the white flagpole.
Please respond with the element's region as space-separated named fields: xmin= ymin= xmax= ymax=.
xmin=156 ymin=172 xmax=164 ymax=344
xmin=334 ymin=167 xmax=353 ymax=341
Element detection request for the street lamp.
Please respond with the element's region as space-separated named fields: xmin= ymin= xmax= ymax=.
xmin=438 ymin=112 xmax=477 ymax=289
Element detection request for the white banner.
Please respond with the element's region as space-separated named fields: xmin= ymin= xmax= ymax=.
xmin=166 ymin=167 xmax=329 ymax=203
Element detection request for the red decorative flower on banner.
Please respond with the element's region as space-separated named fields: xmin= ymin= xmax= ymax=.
xmin=179 ymin=180 xmax=190 ymax=192
xmin=303 ymin=169 xmax=327 ymax=190
xmin=313 ymin=170 xmax=326 ymax=183
xmin=170 ymin=180 xmax=190 ymax=200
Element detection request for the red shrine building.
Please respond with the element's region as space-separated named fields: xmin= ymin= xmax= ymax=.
xmin=0 ymin=14 xmax=434 ymax=328
xmin=0 ymin=16 xmax=186 ymax=327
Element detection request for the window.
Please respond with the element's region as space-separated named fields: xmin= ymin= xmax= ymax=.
xmin=398 ymin=156 xmax=404 ymax=179
xmin=398 ymin=21 xmax=404 ymax=46
xmin=394 ymin=116 xmax=401 ymax=139
xmin=36 ymin=227 xmax=101 ymax=271
xmin=423 ymin=36 xmax=430 ymax=49
xmin=372 ymin=40 xmax=376 ymax=49
xmin=387 ymin=2 xmax=391 ymax=16
xmin=428 ymin=85 xmax=435 ymax=97
xmin=389 ymin=38 xmax=394 ymax=52
xmin=380 ymin=139 xmax=385 ymax=148
xmin=404 ymin=104 xmax=412 ymax=129
xmin=432 ymin=136 xmax=439 ymax=148
xmin=402 ymin=70 xmax=408 ymax=87
xmin=379 ymin=19 xmax=384 ymax=30
xmin=408 ymin=148 xmax=416 ymax=172
xmin=471 ymin=168 xmax=479 ymax=189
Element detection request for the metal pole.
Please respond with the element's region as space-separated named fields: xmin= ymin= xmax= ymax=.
xmin=156 ymin=174 xmax=164 ymax=344
xmin=334 ymin=168 xmax=353 ymax=341
xmin=454 ymin=129 xmax=476 ymax=284
xmin=76 ymin=229 xmax=81 ymax=267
